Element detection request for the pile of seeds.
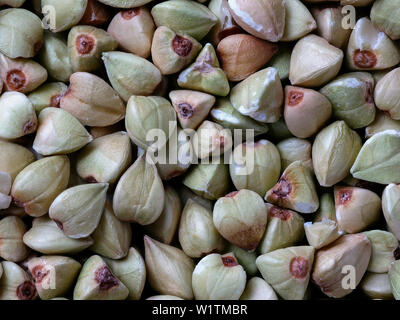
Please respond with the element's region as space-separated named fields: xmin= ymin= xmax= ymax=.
xmin=1 ymin=0 xmax=400 ymax=300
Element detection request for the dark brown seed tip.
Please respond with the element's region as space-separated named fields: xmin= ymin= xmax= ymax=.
xmin=178 ymin=103 xmax=194 ymax=119
xmin=290 ymin=257 xmax=309 ymax=279
xmin=221 ymin=256 xmax=238 ymax=267
xmin=353 ymin=49 xmax=377 ymax=69
xmin=75 ymin=34 xmax=95 ymax=55
xmin=16 ymin=281 xmax=37 ymax=300
xmin=269 ymin=206 xmax=291 ymax=221
xmin=95 ymin=265 xmax=118 ymax=291
xmin=225 ymin=191 xmax=239 ymax=198
xmin=23 ymin=119 xmax=36 ymax=134
xmin=6 ymin=69 xmax=26 ymax=91
xmin=172 ymin=35 xmax=193 ymax=57
xmin=394 ymin=246 xmax=400 ymax=260
xmin=85 ymin=176 xmax=98 ymax=183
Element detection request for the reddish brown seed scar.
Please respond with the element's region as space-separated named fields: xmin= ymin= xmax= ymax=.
xmin=222 ymin=256 xmax=238 ymax=267
xmin=269 ymin=206 xmax=291 ymax=221
xmin=76 ymin=35 xmax=95 ymax=54
xmin=121 ymin=9 xmax=139 ymax=20
xmin=290 ymin=257 xmax=309 ymax=279
xmin=273 ymin=177 xmax=291 ymax=198
xmin=16 ymin=281 xmax=36 ymax=300
xmin=338 ymin=189 xmax=352 ymax=205
xmin=172 ymin=35 xmax=193 ymax=57
xmin=31 ymin=265 xmax=50 ymax=283
xmin=288 ymin=90 xmax=304 ymax=106
xmin=6 ymin=69 xmax=26 ymax=91
xmin=95 ymin=266 xmax=118 ymax=291
xmin=178 ymin=103 xmax=194 ymax=119
xmin=353 ymin=49 xmax=377 ymax=68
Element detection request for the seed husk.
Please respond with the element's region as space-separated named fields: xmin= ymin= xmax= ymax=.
xmin=228 ymin=0 xmax=285 ymax=42
xmin=11 ymin=156 xmax=70 ymax=217
xmin=177 ymin=43 xmax=230 ymax=96
xmin=225 ymin=243 xmax=258 ymax=276
xmin=0 ymin=92 xmax=37 ymax=140
xmin=76 ymin=131 xmax=132 ymax=184
xmin=33 ymin=107 xmax=93 ymax=156
xmin=383 ymin=184 xmax=400 ymax=241
xmin=179 ymin=199 xmax=225 ymax=258
xmin=284 ymin=85 xmax=332 ymax=138
xmin=265 ymin=161 xmax=319 ymax=214
xmin=192 ymin=252 xmax=246 ymax=300
xmin=0 ymin=53 xmax=47 ymax=94
xmin=151 ymin=0 xmax=218 ymax=41
xmin=98 ymin=0 xmax=153 ymax=7
xmin=210 ymin=98 xmax=269 ymax=136
xmin=104 ymin=247 xmax=146 ymax=300
xmin=28 ymin=256 xmax=81 ymax=300
xmin=0 ymin=141 xmax=35 ymax=183
xmin=230 ymin=67 xmax=283 ymax=123
xmin=361 ymin=272 xmax=393 ymax=300
xmin=144 ymin=185 xmax=182 ymax=244
xmin=0 ymin=216 xmax=29 ymax=262
xmin=311 ymin=5 xmax=351 ymax=49
xmin=371 ymin=0 xmax=400 ymax=41
xmin=38 ymin=33 xmax=73 ymax=82
xmin=256 ymin=246 xmax=315 ymax=300
xmin=320 ymin=72 xmax=376 ymax=129
xmin=259 ymin=204 xmax=305 ymax=254
xmin=23 ymin=216 xmax=93 ymax=254
xmin=144 ymin=235 xmax=194 ymax=299
xmin=169 ymin=89 xmax=215 ymax=129
xmin=102 ymin=51 xmax=162 ymax=101
xmin=334 ymin=186 xmax=381 ymax=234
xmin=347 ymin=17 xmax=400 ymax=71
xmin=281 ymin=0 xmax=316 ymax=42
xmin=312 ymin=233 xmax=371 ymax=298
xmin=90 ymin=200 xmax=132 ymax=259
xmin=208 ymin=0 xmax=241 ymax=45
xmin=193 ymin=120 xmax=232 ymax=160
xmin=351 ymin=130 xmax=400 ymax=184
xmin=28 ymin=82 xmax=68 ymax=114
xmin=213 ymin=189 xmax=267 ymax=251
xmin=0 ymin=261 xmax=37 ymax=300
xmin=61 ymin=72 xmax=125 ymax=127
xmin=289 ymin=34 xmax=343 ymax=87
xmin=0 ymin=8 xmax=43 ymax=59
xmin=374 ymin=67 xmax=400 ymax=120
xmin=49 ymin=183 xmax=109 ymax=239
xmin=113 ymin=154 xmax=165 ymax=225
xmin=363 ymin=230 xmax=399 ymax=273
xmin=41 ymin=0 xmax=88 ymax=32
xmin=230 ymin=140 xmax=281 ymax=197
xmin=108 ymin=7 xmax=154 ymax=58
xmin=276 ymin=138 xmax=313 ymax=172
xmin=240 ymin=277 xmax=278 ymax=300
xmin=125 ymin=95 xmax=177 ymax=151
xmin=217 ymin=34 xmax=278 ymax=82
xmin=73 ymin=255 xmax=129 ymax=300
xmin=366 ymin=111 xmax=400 ymax=139
xmin=312 ymin=121 xmax=362 ymax=187
xmin=304 ymin=219 xmax=342 ymax=250
xmin=182 ymin=162 xmax=230 ymax=200
xmin=151 ymin=26 xmax=202 ymax=75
